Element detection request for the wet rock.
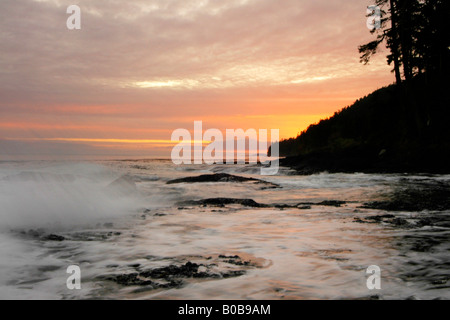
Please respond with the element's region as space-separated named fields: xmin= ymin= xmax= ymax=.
xmin=37 ymin=265 xmax=61 ymax=272
xmin=100 ymin=273 xmax=155 ymax=286
xmin=139 ymin=261 xmax=246 ymax=279
xmin=317 ymin=200 xmax=346 ymax=207
xmin=353 ymin=295 xmax=382 ymax=300
xmin=153 ymin=213 xmax=167 ymax=217
xmin=365 ymin=214 xmax=396 ymax=222
xmin=361 ymin=182 xmax=450 ymax=212
xmin=410 ymin=239 xmax=440 ymax=252
xmin=391 ymin=217 xmax=409 ymax=226
xmin=68 ymin=231 xmax=121 ymax=241
xmin=166 ymin=173 xmax=279 ymax=188
xmin=100 ymin=259 xmax=249 ymax=289
xmin=295 ymin=200 xmax=346 ymax=208
xmin=354 ymin=215 xmax=410 ymax=228
xmin=219 ymin=255 xmax=240 ymax=259
xmin=353 ymin=214 xmax=396 ymax=223
xmin=183 ymin=198 xmax=269 ymax=208
xmin=218 ymin=255 xmax=254 ymax=266
xmin=402 ymin=234 xmax=446 ymax=252
xmin=431 ymin=276 xmax=449 ymax=285
xmin=42 ymin=234 xmax=65 ymax=241
xmin=222 ymin=270 xmax=246 ymax=278
xmin=140 ymin=262 xmax=201 ymax=279
xmin=414 ymin=216 xmax=450 ymax=228
xmin=353 ymin=217 xmax=373 ymax=224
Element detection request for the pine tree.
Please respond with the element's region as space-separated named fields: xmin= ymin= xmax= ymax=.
xmin=358 ymin=0 xmax=449 ymax=83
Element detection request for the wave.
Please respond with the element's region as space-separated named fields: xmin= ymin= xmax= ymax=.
xmin=0 ymin=162 xmax=144 ymax=230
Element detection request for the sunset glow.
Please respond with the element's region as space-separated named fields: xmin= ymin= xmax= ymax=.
xmin=0 ymin=0 xmax=394 ymax=159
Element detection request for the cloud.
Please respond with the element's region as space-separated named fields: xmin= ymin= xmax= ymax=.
xmin=0 ymin=0 xmax=388 ymax=97
xmin=0 ymin=0 xmax=393 ymax=158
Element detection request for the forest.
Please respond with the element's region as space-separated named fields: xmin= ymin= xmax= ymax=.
xmin=277 ymin=0 xmax=450 ymax=173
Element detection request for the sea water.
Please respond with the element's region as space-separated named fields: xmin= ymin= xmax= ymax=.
xmin=0 ymin=160 xmax=448 ymax=299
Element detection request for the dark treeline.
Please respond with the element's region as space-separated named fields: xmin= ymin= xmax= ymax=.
xmin=277 ymin=1 xmax=450 ymax=173
xmin=359 ymin=0 xmax=449 ymax=83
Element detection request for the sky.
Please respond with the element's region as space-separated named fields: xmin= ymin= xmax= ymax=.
xmin=0 ymin=0 xmax=394 ymax=159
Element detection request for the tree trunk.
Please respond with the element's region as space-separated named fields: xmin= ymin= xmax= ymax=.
xmin=389 ymin=0 xmax=402 ymax=84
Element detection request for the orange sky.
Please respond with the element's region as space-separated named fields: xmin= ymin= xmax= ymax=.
xmin=0 ymin=0 xmax=394 ymax=159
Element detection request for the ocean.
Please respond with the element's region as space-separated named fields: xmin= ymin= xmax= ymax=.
xmin=0 ymin=159 xmax=449 ymax=299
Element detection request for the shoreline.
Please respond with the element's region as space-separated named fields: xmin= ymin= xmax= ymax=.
xmin=279 ymin=152 xmax=450 ymax=176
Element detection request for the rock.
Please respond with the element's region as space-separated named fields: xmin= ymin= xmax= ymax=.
xmin=219 ymin=255 xmax=240 ymax=259
xmin=166 ymin=173 xmax=279 ymax=188
xmin=97 ymin=252 xmax=268 ymax=293
xmin=100 ymin=260 xmax=249 ymax=289
xmin=101 ymin=273 xmax=154 ymax=286
xmin=222 ymin=270 xmax=246 ymax=278
xmin=68 ymin=231 xmax=120 ymax=241
xmin=354 ymin=218 xmax=372 ymax=224
xmin=42 ymin=234 xmax=65 ymax=241
xmin=140 ymin=262 xmax=201 ymax=279
xmin=361 ymin=182 xmax=450 ymax=212
xmin=295 ymin=200 xmax=346 ymax=208
xmin=431 ymin=277 xmax=449 ymax=285
xmin=365 ymin=214 xmax=396 ymax=222
xmin=183 ymin=198 xmax=269 ymax=208
xmin=354 ymin=214 xmax=411 ymax=228
xmin=153 ymin=213 xmax=166 ymax=217
xmin=391 ymin=218 xmax=409 ymax=226
xmin=317 ymin=200 xmax=346 ymax=207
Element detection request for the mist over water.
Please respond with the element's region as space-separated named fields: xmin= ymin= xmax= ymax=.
xmin=0 ymin=160 xmax=449 ymax=300
xmin=0 ymin=162 xmax=144 ymax=230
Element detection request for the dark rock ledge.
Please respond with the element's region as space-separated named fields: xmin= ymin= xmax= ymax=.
xmin=179 ymin=198 xmax=347 ymax=209
xmin=97 ymin=255 xmax=259 ymax=290
xmin=182 ymin=198 xmax=270 ymax=208
xmin=166 ymin=173 xmax=279 ymax=189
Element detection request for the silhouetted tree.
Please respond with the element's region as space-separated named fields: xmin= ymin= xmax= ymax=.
xmin=416 ymin=0 xmax=450 ymax=80
xmin=359 ymin=0 xmax=402 ymax=84
xmin=359 ymin=0 xmax=449 ymax=83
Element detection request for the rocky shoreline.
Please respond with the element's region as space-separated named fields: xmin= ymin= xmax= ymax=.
xmin=167 ymin=173 xmax=279 ymax=189
xmin=279 ymin=151 xmax=450 ymax=176
xmin=97 ymin=254 xmax=263 ymax=291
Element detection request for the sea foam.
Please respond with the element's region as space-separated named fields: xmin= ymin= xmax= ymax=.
xmin=0 ymin=162 xmax=143 ymax=230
